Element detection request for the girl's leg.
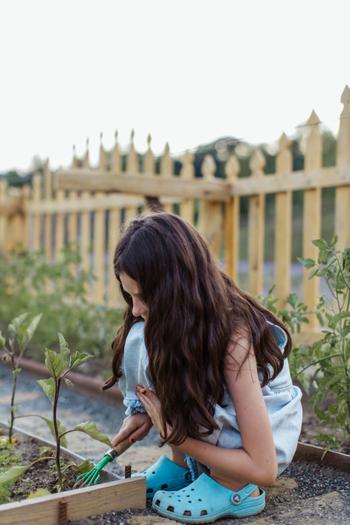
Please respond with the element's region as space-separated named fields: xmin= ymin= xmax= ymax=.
xmin=170 ymin=445 xmax=187 ymax=468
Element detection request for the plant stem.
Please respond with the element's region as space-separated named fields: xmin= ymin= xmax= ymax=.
xmin=8 ymin=353 xmax=17 ymax=444
xmin=297 ymin=353 xmax=342 ymax=375
xmin=53 ymin=377 xmax=63 ymax=489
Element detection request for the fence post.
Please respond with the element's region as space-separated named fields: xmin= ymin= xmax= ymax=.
xmin=224 ymin=154 xmax=240 ymax=281
xmin=335 ymin=85 xmax=350 ymax=250
xmin=160 ymin=143 xmax=174 ymax=213
xmin=180 ymin=151 xmax=195 ymax=224
xmin=248 ymin=150 xmax=265 ymax=296
xmin=32 ymin=173 xmax=42 ymax=251
xmin=0 ymin=180 xmax=8 ymax=253
xmin=43 ymin=159 xmax=53 ymax=259
xmin=275 ymin=133 xmax=292 ymax=307
xmin=198 ymin=155 xmax=222 ymax=261
xmin=127 ymin=130 xmax=138 ymax=175
xmin=303 ymin=111 xmax=321 ymax=328
xmin=94 ymin=192 xmax=105 ymax=303
xmin=112 ymin=131 xmax=122 ymax=176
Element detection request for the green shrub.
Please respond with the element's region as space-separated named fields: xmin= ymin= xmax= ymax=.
xmin=261 ymin=237 xmax=350 ymax=449
xmin=0 ymin=247 xmax=122 ymax=370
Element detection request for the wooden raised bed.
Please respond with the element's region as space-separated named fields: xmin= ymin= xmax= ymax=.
xmin=0 ymin=426 xmax=145 ymax=525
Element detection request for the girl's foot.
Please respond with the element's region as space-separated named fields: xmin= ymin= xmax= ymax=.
xmin=152 ymin=472 xmax=265 ymax=523
xmin=132 ymin=455 xmax=192 ymax=501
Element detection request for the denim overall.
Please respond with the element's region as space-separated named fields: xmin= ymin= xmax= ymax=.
xmin=118 ymin=320 xmax=303 ymax=477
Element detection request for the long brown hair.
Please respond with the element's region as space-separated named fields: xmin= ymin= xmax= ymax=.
xmin=103 ymin=212 xmax=291 ymax=446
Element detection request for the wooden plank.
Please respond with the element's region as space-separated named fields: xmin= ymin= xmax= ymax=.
xmin=26 ymin=194 xmax=146 ymax=214
xmin=55 ymin=190 xmax=65 ymax=258
xmin=80 ymin=191 xmax=91 ymax=276
xmin=198 ymin=201 xmax=223 ymax=260
xmin=0 ymin=477 xmax=145 ymax=525
xmin=108 ymin=207 xmax=122 ymax=308
xmin=0 ymin=180 xmax=8 ymax=252
xmin=44 ymin=161 xmax=53 ymax=260
xmin=180 ymin=151 xmax=195 ymax=223
xmin=248 ymin=150 xmax=265 ymax=295
xmin=335 ymin=85 xmax=350 ymax=250
xmin=93 ymin=192 xmax=105 ymax=303
xmin=54 ymin=170 xmax=230 ymax=202
xmin=248 ymin=194 xmax=265 ymax=295
xmin=275 ymin=134 xmax=292 ymax=306
xmin=229 ymin=165 xmax=350 ymax=196
xmin=32 ymin=174 xmax=41 ymax=251
xmin=303 ymin=111 xmax=321 ymax=329
xmin=224 ymin=154 xmax=240 ymax=280
xmin=68 ymin=191 xmax=78 ymax=244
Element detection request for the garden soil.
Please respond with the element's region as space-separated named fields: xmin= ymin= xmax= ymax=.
xmin=0 ymin=365 xmax=349 ymax=524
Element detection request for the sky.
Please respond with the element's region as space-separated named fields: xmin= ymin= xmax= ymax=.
xmin=0 ymin=0 xmax=349 ymax=172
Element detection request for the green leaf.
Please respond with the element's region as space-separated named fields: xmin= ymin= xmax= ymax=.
xmin=75 ymin=459 xmax=94 ymax=475
xmin=41 ymin=416 xmax=68 ymax=448
xmin=37 ymin=378 xmax=56 ymax=403
xmin=0 ymin=331 xmax=5 ymax=348
xmin=57 ymin=332 xmax=70 ymax=362
xmin=69 ymin=422 xmax=111 ymax=446
xmin=8 ymin=313 xmax=28 ymax=338
xmin=64 ymin=378 xmax=74 ymax=388
xmin=331 ymin=311 xmax=350 ymax=323
xmin=70 ymin=351 xmax=92 ymax=370
xmin=300 ymin=258 xmax=315 ymax=269
xmin=19 ymin=313 xmax=43 ymax=352
xmin=0 ymin=465 xmax=28 ymax=503
xmin=26 ymin=488 xmax=51 ymax=499
xmin=312 ymin=239 xmax=329 ymax=250
xmin=44 ymin=348 xmax=68 ymax=378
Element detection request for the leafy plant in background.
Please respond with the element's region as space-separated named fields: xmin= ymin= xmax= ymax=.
xmin=261 ymin=237 xmax=350 ymax=449
xmin=297 ymin=237 xmax=350 ymax=447
xmin=0 ymin=246 xmax=122 ymax=372
xmin=0 ymin=313 xmax=42 ymax=443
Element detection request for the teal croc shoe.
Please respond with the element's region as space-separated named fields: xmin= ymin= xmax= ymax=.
xmin=132 ymin=455 xmax=192 ymax=501
xmin=152 ymin=472 xmax=265 ymax=523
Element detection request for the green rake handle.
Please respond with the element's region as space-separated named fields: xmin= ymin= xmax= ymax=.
xmin=74 ymin=438 xmax=132 ymax=488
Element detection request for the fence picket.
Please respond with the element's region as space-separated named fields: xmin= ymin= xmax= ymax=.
xmin=303 ymin=111 xmax=321 ymax=328
xmin=275 ymin=133 xmax=292 ymax=306
xmin=248 ymin=150 xmax=265 ymax=295
xmin=335 ymin=85 xmax=350 ymax=250
xmin=224 ymin=154 xmax=240 ymax=280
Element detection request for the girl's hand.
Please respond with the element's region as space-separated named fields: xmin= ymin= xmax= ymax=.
xmin=111 ymin=413 xmax=152 ymax=447
xmin=136 ymin=385 xmax=170 ymax=436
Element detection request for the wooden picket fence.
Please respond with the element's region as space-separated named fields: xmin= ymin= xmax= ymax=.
xmin=0 ymin=87 xmax=350 ymax=324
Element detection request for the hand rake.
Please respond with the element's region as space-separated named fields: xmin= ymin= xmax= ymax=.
xmin=74 ymin=438 xmax=132 ymax=488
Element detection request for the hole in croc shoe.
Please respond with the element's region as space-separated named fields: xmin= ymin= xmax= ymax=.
xmin=155 ymin=499 xmax=160 ymax=506
xmin=200 ymin=510 xmax=208 ymax=516
xmin=167 ymin=506 xmax=174 ymax=512
xmin=188 ymin=500 xmax=192 ymax=503
xmin=151 ymin=471 xmax=156 ymax=474
xmin=190 ymin=488 xmax=194 ymax=491
xmin=198 ymin=498 xmax=202 ymax=501
xmin=161 ymin=484 xmax=168 ymax=489
xmin=146 ymin=488 xmax=153 ymax=493
xmin=183 ymin=511 xmax=192 ymax=516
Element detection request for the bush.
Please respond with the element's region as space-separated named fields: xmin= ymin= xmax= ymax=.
xmin=261 ymin=237 xmax=350 ymax=449
xmin=0 ymin=246 xmax=122 ymax=373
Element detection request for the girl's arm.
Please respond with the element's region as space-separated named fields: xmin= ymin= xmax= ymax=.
xmin=175 ymin=334 xmax=278 ymax=486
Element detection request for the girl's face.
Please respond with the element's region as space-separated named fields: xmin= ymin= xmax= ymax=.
xmin=119 ymin=272 xmax=149 ymax=321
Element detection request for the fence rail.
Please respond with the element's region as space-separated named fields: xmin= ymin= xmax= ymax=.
xmin=1 ymin=86 xmax=350 ymax=324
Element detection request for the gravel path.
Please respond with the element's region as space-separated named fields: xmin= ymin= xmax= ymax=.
xmin=1 ymin=364 xmax=349 ymax=524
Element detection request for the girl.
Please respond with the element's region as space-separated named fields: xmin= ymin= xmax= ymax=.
xmin=103 ymin=212 xmax=302 ymax=523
